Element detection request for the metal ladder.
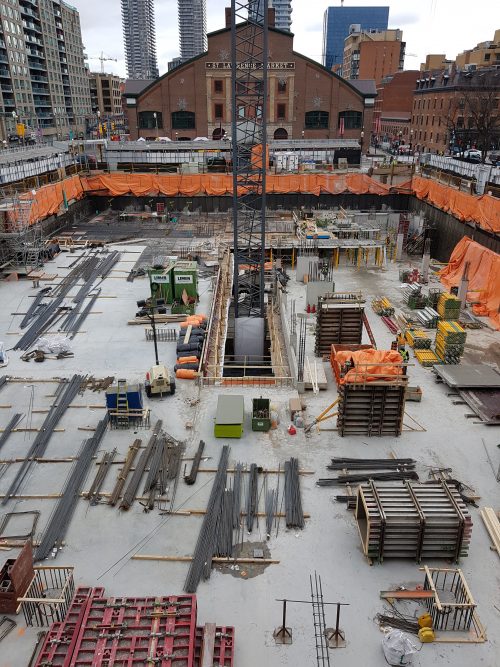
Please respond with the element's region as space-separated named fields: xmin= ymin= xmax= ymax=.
xmin=115 ymin=379 xmax=129 ymax=428
xmin=362 ymin=312 xmax=377 ymax=349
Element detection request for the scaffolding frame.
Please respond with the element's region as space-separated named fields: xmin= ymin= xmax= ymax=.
xmin=0 ymin=194 xmax=43 ymax=273
xmin=231 ymin=0 xmax=268 ymax=319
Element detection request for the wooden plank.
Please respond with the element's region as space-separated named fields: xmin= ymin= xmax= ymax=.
xmin=201 ymin=623 xmax=216 ymax=667
xmin=380 ymin=590 xmax=434 ymax=600
xmin=183 ymin=324 xmax=192 ymax=345
xmin=480 ymin=507 xmax=500 ymax=557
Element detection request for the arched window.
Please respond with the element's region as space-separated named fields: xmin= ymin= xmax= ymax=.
xmin=338 ymin=110 xmax=362 ymax=129
xmin=305 ymin=111 xmax=329 ymax=129
xmin=138 ymin=111 xmax=163 ymax=129
xmin=274 ymin=128 xmax=288 ymax=139
xmin=172 ymin=111 xmax=196 ymax=129
xmin=212 ymin=127 xmax=226 ymax=140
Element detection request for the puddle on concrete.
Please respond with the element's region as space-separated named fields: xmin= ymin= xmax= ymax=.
xmin=214 ymin=540 xmax=272 ymax=580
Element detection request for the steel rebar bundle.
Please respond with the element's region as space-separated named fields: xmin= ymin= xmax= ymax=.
xmin=232 ymin=462 xmax=243 ymax=528
xmin=328 ymin=458 xmax=416 ymax=471
xmin=14 ymin=295 xmax=65 ymax=351
xmin=85 ymin=448 xmax=117 ymax=505
xmin=108 ymin=439 xmax=141 ymax=506
xmin=35 ymin=414 xmax=109 ymax=561
xmin=284 ymin=457 xmax=304 ymax=528
xmin=0 ymin=413 xmax=23 ymax=453
xmin=20 ymin=290 xmax=49 ymax=329
xmin=2 ymin=375 xmax=84 ymax=504
xmin=184 ymin=440 xmax=205 ymax=485
xmin=120 ymin=420 xmax=162 ymax=511
xmin=215 ymin=489 xmax=234 ymax=558
xmin=184 ymin=445 xmax=230 ymax=593
xmin=265 ymin=488 xmax=278 ymax=539
xmin=246 ymin=464 xmax=259 ymax=532
xmin=317 ymin=471 xmax=419 ymax=486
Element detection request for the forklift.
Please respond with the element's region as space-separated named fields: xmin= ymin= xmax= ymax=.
xmin=140 ymin=287 xmax=176 ymax=398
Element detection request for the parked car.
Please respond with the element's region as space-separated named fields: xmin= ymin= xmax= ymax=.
xmin=459 ymin=149 xmax=482 ymax=163
xmin=489 ymin=151 xmax=500 ymax=166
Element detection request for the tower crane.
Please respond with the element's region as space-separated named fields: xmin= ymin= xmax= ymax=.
xmin=87 ymin=52 xmax=118 ymax=74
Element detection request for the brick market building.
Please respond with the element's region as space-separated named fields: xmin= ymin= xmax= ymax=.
xmin=124 ymin=11 xmax=375 ymax=147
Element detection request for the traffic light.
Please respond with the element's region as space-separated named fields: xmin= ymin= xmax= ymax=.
xmin=111 ymin=121 xmax=116 ymax=132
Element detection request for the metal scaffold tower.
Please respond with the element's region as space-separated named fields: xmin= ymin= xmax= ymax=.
xmin=0 ymin=194 xmax=43 ymax=274
xmin=231 ymin=0 xmax=268 ymax=356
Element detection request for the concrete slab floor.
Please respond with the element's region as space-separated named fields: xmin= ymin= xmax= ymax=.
xmin=0 ymin=246 xmax=499 ymax=667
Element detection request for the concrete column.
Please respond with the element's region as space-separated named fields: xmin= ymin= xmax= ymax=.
xmin=420 ymin=238 xmax=431 ymax=283
xmin=395 ymin=233 xmax=404 ymax=262
xmin=457 ymin=261 xmax=470 ymax=308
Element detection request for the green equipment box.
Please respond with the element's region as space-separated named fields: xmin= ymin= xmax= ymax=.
xmin=173 ymin=261 xmax=198 ymax=301
xmin=214 ymin=395 xmax=245 ymax=438
xmin=252 ymin=397 xmax=271 ymax=432
xmin=149 ymin=259 xmax=177 ymax=303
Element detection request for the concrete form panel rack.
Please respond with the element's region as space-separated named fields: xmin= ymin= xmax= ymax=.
xmin=315 ymin=301 xmax=364 ymax=357
xmin=337 ymin=383 xmax=406 ymax=436
xmin=355 ymin=481 xmax=472 ymax=563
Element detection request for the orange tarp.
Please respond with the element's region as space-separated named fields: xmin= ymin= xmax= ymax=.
xmin=411 ymin=176 xmax=500 ymax=233
xmin=333 ymin=348 xmax=403 ymax=385
xmin=20 ymin=173 xmax=396 ymax=226
xmin=439 ymin=237 xmax=500 ymax=330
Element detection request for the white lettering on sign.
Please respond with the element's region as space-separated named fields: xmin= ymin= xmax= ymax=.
xmin=151 ymin=275 xmax=170 ymax=284
xmin=206 ymin=62 xmax=295 ymax=70
xmin=175 ymin=275 xmax=194 ymax=284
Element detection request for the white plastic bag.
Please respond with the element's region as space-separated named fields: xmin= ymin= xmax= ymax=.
xmin=0 ymin=342 xmax=8 ymax=367
xmin=382 ymin=630 xmax=418 ymax=666
xmin=35 ymin=335 xmax=72 ymax=355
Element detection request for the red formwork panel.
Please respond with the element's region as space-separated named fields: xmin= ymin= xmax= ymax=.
xmin=34 ymin=587 xmax=105 ymax=667
xmin=193 ymin=626 xmax=235 ymax=667
xmin=69 ymin=595 xmax=197 ymax=667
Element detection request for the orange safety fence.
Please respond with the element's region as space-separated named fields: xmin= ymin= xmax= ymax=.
xmin=411 ymin=176 xmax=500 ymax=233
xmin=18 ymin=172 xmax=397 ymax=226
xmin=331 ymin=348 xmax=403 ymax=385
xmin=439 ymin=237 xmax=500 ymax=330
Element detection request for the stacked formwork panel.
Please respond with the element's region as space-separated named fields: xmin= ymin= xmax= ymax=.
xmin=315 ymin=296 xmax=365 ymax=357
xmin=337 ymin=383 xmax=407 ymax=436
xmin=330 ymin=344 xmax=407 ymax=437
xmin=34 ymin=589 xmax=235 ymax=667
xmin=355 ymin=481 xmax=473 ymax=563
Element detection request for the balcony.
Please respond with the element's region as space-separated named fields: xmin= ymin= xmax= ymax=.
xmin=28 ymin=61 xmax=47 ymax=71
xmin=1 ymin=84 xmax=13 ymax=92
xmin=19 ymin=5 xmax=38 ymax=19
xmin=32 ymin=86 xmax=50 ymax=95
xmin=31 ymin=75 xmax=48 ymax=82
xmin=0 ymin=69 xmax=11 ymax=78
xmin=0 ymin=55 xmax=8 ymax=64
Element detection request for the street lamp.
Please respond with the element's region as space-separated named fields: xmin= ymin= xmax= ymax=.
xmin=360 ymin=130 xmax=364 ymax=156
xmin=153 ymin=111 xmax=158 ymax=137
xmin=175 ymin=131 xmax=178 ymax=141
xmin=97 ymin=109 xmax=101 ymax=138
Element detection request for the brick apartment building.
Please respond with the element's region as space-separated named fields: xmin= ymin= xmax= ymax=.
xmin=124 ymin=11 xmax=375 ymax=145
xmin=343 ymin=29 xmax=405 ymax=85
xmin=372 ymin=70 xmax=419 ymax=147
xmin=410 ymin=67 xmax=500 ymax=154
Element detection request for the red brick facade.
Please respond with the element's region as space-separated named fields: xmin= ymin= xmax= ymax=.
xmin=373 ymin=70 xmax=419 ymax=146
xmin=124 ymin=22 xmax=374 ymax=145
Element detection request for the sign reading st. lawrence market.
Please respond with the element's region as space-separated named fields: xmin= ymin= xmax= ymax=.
xmin=205 ymin=62 xmax=295 ymax=70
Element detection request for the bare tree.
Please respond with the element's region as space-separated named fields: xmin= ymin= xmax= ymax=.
xmin=442 ymin=85 xmax=500 ymax=162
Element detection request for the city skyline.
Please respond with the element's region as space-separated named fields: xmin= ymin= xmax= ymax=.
xmin=78 ymin=0 xmax=500 ymax=78
xmin=121 ymin=0 xmax=159 ymax=79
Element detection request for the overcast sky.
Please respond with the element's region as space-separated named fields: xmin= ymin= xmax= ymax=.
xmin=77 ymin=0 xmax=500 ymax=77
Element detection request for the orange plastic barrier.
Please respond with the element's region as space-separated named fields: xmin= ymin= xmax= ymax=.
xmin=439 ymin=237 xmax=500 ymax=329
xmin=412 ymin=176 xmax=500 ymax=233
xmin=333 ymin=348 xmax=403 ymax=385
